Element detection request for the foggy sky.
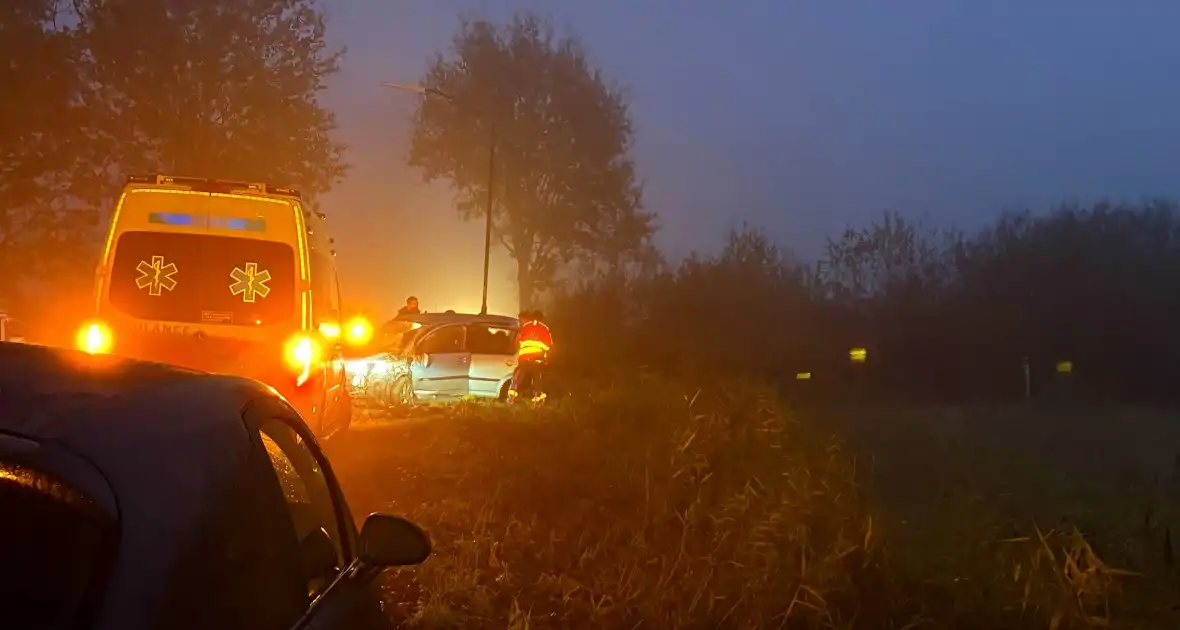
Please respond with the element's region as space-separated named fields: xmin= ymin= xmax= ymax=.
xmin=319 ymin=0 xmax=1180 ymax=317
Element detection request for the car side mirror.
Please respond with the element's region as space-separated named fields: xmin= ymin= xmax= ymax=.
xmin=359 ymin=513 xmax=431 ymax=567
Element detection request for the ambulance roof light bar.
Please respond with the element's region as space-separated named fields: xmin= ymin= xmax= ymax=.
xmin=125 ymin=174 xmax=302 ymax=199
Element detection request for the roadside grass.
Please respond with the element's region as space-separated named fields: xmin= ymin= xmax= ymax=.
xmin=334 ymin=382 xmax=1180 ymax=628
xmin=818 ymin=402 xmax=1180 ymax=629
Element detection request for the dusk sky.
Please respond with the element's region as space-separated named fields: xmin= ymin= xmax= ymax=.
xmin=319 ymin=0 xmax=1180 ymax=316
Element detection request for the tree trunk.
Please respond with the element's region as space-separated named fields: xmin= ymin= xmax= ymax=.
xmin=517 ymin=253 xmax=533 ymax=312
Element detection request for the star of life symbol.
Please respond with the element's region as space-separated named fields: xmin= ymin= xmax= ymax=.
xmin=135 ymin=256 xmax=179 ymax=296
xmin=229 ymin=262 xmax=272 ymax=303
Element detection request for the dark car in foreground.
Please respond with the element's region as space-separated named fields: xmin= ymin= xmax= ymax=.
xmin=0 ymin=342 xmax=430 ymax=630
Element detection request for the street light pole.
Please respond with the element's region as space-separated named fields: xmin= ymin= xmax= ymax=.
xmin=481 ymin=124 xmax=495 ymax=315
xmin=383 ymin=81 xmax=496 ymax=315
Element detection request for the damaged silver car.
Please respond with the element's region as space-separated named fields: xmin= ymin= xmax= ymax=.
xmin=346 ymin=312 xmax=520 ymax=408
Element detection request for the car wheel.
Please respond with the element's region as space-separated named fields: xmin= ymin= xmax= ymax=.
xmin=390 ymin=375 xmax=415 ymax=411
xmin=368 ymin=379 xmax=390 ymax=409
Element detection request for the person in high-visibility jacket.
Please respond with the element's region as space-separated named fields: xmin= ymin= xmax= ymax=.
xmin=508 ymin=309 xmax=553 ymax=403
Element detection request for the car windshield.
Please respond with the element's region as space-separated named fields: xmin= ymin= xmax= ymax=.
xmin=374 ymin=320 xmax=424 ymax=355
xmin=0 ymin=460 xmax=116 ymax=629
xmin=108 ymin=231 xmax=296 ymax=326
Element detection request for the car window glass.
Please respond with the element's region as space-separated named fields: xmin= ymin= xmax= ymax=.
xmin=258 ymin=424 xmax=343 ymax=566
xmin=107 ymin=230 xmax=296 ymax=326
xmin=376 ymin=320 xmax=417 ymax=353
xmin=418 ymin=325 xmax=465 ymax=354
xmin=467 ymin=324 xmax=516 ymax=355
xmin=159 ymin=442 xmax=309 ymax=630
xmin=262 ymin=434 xmax=310 ymax=504
xmin=0 ymin=459 xmax=117 ymax=630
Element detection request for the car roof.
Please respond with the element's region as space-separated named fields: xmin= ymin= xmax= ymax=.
xmin=0 ymin=342 xmax=276 ymax=630
xmin=393 ymin=311 xmax=518 ymax=328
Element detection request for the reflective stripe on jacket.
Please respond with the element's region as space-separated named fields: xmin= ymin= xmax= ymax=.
xmin=517 ymin=320 xmax=553 ymax=359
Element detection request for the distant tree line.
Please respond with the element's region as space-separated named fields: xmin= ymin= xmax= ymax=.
xmin=406 ymin=12 xmax=1180 ymax=405
xmin=553 ymin=201 xmax=1180 ymax=404
xmin=5 ymin=3 xmax=1171 ymax=406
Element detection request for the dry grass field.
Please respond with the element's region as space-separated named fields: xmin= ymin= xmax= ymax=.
xmin=329 ymin=381 xmax=1180 ymax=629
xmin=824 ymin=402 xmax=1180 ymax=629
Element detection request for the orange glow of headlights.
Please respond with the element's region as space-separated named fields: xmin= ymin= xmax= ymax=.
xmin=283 ymin=334 xmax=322 ymax=386
xmin=76 ymin=322 xmax=113 ymax=355
xmin=318 ymin=322 xmax=341 ymax=339
xmin=344 ymin=316 xmax=373 ymax=346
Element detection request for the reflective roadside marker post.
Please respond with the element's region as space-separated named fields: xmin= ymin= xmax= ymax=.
xmin=1055 ymin=360 xmax=1074 ymax=390
xmin=847 ymin=348 xmax=868 ymax=402
xmin=793 ymin=372 xmax=813 ymax=401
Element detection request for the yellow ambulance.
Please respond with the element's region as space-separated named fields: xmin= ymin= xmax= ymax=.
xmin=77 ymin=175 xmax=351 ymax=437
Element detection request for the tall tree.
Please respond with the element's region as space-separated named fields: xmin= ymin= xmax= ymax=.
xmin=407 ymin=11 xmax=654 ymax=309
xmin=0 ymin=0 xmax=95 ymax=306
xmin=74 ymin=0 xmax=347 ymax=200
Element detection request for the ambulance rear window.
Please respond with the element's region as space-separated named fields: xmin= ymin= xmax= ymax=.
xmin=108 ymin=231 xmax=296 ymax=326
